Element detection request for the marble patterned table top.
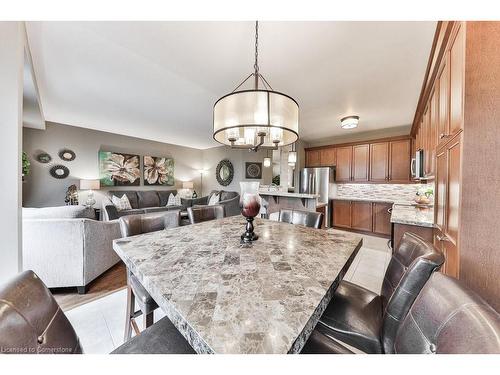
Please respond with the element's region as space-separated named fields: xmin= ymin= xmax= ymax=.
xmin=390 ymin=204 xmax=435 ymax=227
xmin=113 ymin=216 xmax=362 ymax=354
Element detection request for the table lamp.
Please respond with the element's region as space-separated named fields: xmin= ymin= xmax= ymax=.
xmin=80 ymin=179 xmax=100 ymax=208
xmin=183 ymin=181 xmax=195 ymax=198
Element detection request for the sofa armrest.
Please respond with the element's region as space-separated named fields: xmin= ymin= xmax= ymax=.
xmin=218 ymin=195 xmax=240 ymax=217
xmin=182 ymin=196 xmax=209 ymax=208
xmin=103 ymin=204 xmax=119 ymax=221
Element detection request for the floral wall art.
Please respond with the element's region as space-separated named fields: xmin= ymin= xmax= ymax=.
xmin=143 ymin=156 xmax=174 ymax=186
xmin=99 ymin=151 xmax=141 ymax=186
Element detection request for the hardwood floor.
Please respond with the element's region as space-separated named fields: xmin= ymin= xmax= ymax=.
xmin=53 ymin=262 xmax=127 ymax=311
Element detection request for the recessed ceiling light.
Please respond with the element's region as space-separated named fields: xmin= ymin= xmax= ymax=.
xmin=340 ymin=115 xmax=359 ymax=129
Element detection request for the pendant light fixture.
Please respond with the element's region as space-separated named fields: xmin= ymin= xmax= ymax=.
xmin=288 ymin=142 xmax=297 ymax=165
xmin=213 ymin=21 xmax=299 ymax=152
xmin=263 ymin=150 xmax=271 ymax=167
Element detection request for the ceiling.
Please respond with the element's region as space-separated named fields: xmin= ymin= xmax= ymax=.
xmin=26 ymin=21 xmax=436 ymax=149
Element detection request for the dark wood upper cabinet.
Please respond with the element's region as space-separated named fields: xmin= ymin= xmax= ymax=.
xmin=319 ymin=147 xmax=336 ymax=166
xmin=352 ymin=144 xmax=369 ymax=182
xmin=351 ymin=201 xmax=373 ymax=232
xmin=373 ymin=202 xmax=392 ymax=236
xmin=449 ymin=23 xmax=465 ymax=137
xmin=305 ymin=150 xmax=320 ymax=167
xmin=438 ymin=51 xmax=450 ymax=147
xmin=335 ymin=146 xmax=352 ymax=182
xmin=332 ymin=200 xmax=351 ymax=228
xmin=388 ymin=139 xmax=411 ymax=182
xmin=369 ymin=142 xmax=389 ymax=182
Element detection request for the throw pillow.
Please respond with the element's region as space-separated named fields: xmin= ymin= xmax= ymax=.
xmin=166 ymin=193 xmax=182 ymax=206
xmin=208 ymin=192 xmax=220 ymax=206
xmin=112 ymin=194 xmax=132 ymax=211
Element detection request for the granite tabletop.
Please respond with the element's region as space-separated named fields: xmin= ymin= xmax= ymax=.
xmin=390 ymin=204 xmax=435 ymax=228
xmin=113 ymin=216 xmax=362 ymax=354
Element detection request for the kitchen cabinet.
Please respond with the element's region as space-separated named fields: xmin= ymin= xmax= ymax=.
xmin=332 ymin=200 xmax=351 ymax=228
xmin=305 ymin=149 xmax=321 ymax=167
xmin=438 ymin=51 xmax=450 ymax=148
xmin=369 ymin=142 xmax=389 ymax=182
xmin=352 ymin=144 xmax=369 ymax=182
xmin=351 ymin=201 xmax=372 ymax=231
xmin=373 ymin=202 xmax=392 ymax=236
xmin=319 ymin=147 xmax=336 ymax=166
xmin=449 ymin=22 xmax=465 ymax=137
xmin=388 ymin=139 xmax=411 ymax=182
xmin=335 ymin=146 xmax=352 ymax=182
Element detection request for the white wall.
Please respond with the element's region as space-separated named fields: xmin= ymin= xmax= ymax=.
xmin=0 ymin=22 xmax=24 ymax=285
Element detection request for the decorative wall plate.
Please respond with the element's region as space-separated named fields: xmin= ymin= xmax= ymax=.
xmin=245 ymin=162 xmax=262 ymax=179
xmin=216 ymin=159 xmax=234 ymax=187
xmin=50 ymin=165 xmax=70 ymax=179
xmin=59 ymin=149 xmax=76 ymax=161
xmin=36 ymin=153 xmax=52 ymax=163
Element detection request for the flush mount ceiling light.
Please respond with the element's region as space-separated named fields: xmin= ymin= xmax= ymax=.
xmin=213 ymin=21 xmax=299 ymax=152
xmin=340 ymin=115 xmax=359 ymax=129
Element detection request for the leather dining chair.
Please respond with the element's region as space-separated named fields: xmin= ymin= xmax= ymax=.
xmin=119 ymin=210 xmax=181 ymax=342
xmin=308 ymin=232 xmax=445 ymax=354
xmin=0 ymin=270 xmax=82 ymax=354
xmin=278 ymin=208 xmax=323 ymax=229
xmin=187 ymin=205 xmax=225 ymax=224
xmin=0 ymin=270 xmax=195 ymax=354
xmin=302 ymin=272 xmax=500 ymax=354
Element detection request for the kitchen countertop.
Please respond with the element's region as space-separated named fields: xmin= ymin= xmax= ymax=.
xmin=331 ymin=196 xmax=397 ymax=204
xmin=113 ymin=216 xmax=362 ymax=354
xmin=259 ymin=191 xmax=318 ymax=199
xmin=390 ymin=203 xmax=434 ymax=228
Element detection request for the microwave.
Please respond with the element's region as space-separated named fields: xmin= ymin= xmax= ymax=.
xmin=411 ymin=149 xmax=425 ymax=179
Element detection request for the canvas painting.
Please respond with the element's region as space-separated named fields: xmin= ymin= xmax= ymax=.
xmin=143 ymin=156 xmax=175 ymax=186
xmin=99 ymin=151 xmax=141 ymax=186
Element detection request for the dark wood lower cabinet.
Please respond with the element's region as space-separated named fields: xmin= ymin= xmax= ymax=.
xmin=393 ymin=223 xmax=433 ymax=254
xmin=332 ymin=200 xmax=391 ymax=238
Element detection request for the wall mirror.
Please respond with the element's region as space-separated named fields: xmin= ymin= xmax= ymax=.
xmin=216 ymin=159 xmax=234 ymax=186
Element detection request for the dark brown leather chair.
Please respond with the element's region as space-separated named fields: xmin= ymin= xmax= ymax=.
xmin=278 ymin=208 xmax=323 ymax=229
xmin=119 ymin=211 xmax=181 ymax=342
xmin=187 ymin=205 xmax=225 ymax=224
xmin=303 ymin=272 xmax=500 ymax=354
xmin=0 ymin=270 xmax=82 ymax=354
xmin=309 ymin=232 xmax=444 ymax=353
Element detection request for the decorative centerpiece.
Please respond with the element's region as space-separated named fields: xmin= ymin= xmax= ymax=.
xmin=415 ymin=187 xmax=434 ymax=206
xmin=240 ymin=182 xmax=261 ymax=243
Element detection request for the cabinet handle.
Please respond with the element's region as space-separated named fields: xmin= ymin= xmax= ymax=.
xmin=387 ymin=208 xmax=393 ymax=214
xmin=439 ymin=133 xmax=450 ymax=139
xmin=436 ymin=234 xmax=450 ymax=242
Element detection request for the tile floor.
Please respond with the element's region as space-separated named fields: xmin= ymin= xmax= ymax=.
xmin=66 ymin=230 xmax=391 ymax=353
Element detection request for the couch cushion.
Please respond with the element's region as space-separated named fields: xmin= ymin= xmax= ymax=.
xmin=108 ymin=191 xmax=139 ymax=209
xmin=143 ymin=207 xmax=171 ymax=214
xmin=158 ymin=190 xmax=177 ymax=206
xmin=22 ymin=206 xmax=95 ymax=220
xmin=137 ymin=191 xmax=160 ymax=208
xmin=220 ymin=191 xmax=238 ymax=201
xmin=116 ymin=208 xmax=145 ymax=218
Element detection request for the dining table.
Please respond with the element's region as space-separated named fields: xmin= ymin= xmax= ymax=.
xmin=113 ymin=215 xmax=362 ymax=354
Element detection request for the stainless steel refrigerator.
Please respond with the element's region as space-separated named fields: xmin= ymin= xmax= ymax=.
xmin=299 ymin=167 xmax=335 ymax=227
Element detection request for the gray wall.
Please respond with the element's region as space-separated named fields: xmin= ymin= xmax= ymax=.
xmin=23 ymin=122 xmax=275 ymax=208
xmin=23 ymin=122 xmax=203 ymax=207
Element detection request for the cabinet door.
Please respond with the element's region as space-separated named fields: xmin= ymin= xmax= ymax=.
xmin=429 ymin=85 xmax=439 ymax=176
xmin=306 ymin=150 xmax=320 ymax=167
xmin=352 ymin=144 xmax=369 ymax=182
xmin=351 ymin=201 xmax=373 ymax=232
xmin=423 ymin=105 xmax=431 ymax=176
xmin=335 ymin=146 xmax=352 ymax=182
xmin=435 ymin=147 xmax=447 ymax=233
xmin=449 ymin=22 xmax=465 ymax=137
xmin=438 ymin=51 xmax=451 ymax=146
xmin=373 ymin=202 xmax=392 ymax=236
xmin=369 ymin=142 xmax=389 ymax=182
xmin=332 ymin=200 xmax=351 ymax=228
xmin=320 ymin=147 xmax=336 ymax=166
xmin=389 ymin=139 xmax=411 ymax=182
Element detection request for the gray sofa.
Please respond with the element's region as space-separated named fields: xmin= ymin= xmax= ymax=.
xmin=102 ymin=189 xmax=240 ymax=221
xmin=22 ymin=205 xmax=122 ymax=293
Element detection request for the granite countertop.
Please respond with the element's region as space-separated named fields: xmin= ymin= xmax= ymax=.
xmin=259 ymin=191 xmax=318 ymax=199
xmin=390 ymin=204 xmax=435 ymax=228
xmin=113 ymin=216 xmax=362 ymax=354
xmin=331 ymin=196 xmax=397 ymax=204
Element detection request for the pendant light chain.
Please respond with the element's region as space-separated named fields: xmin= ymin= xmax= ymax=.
xmin=254 ymin=21 xmax=259 ymax=89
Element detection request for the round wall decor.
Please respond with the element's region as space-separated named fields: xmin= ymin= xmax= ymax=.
xmin=50 ymin=165 xmax=70 ymax=179
xmin=36 ymin=153 xmax=52 ymax=163
xmin=59 ymin=149 xmax=76 ymax=161
xmin=215 ymin=159 xmax=234 ymax=187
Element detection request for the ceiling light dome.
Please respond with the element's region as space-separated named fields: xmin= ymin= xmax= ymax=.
xmin=341 ymin=115 xmax=359 ymax=129
xmin=213 ymin=22 xmax=299 ymax=151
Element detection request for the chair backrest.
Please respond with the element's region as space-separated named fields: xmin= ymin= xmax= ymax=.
xmin=278 ymin=208 xmax=323 ymax=229
xmin=187 ymin=205 xmax=225 ymax=224
xmin=380 ymin=232 xmax=445 ymax=353
xmin=0 ymin=270 xmax=82 ymax=354
xmin=394 ymin=272 xmax=500 ymax=354
xmin=119 ymin=211 xmax=180 ymax=237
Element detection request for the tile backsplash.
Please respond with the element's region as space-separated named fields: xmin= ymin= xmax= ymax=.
xmin=334 ymin=183 xmax=434 ymax=202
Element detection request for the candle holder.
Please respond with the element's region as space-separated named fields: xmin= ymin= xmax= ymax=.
xmin=240 ymin=182 xmax=261 ymax=243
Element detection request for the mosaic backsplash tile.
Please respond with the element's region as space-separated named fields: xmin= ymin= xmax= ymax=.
xmin=334 ymin=183 xmax=433 ymax=202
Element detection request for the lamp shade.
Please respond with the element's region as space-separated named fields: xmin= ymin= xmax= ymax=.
xmin=80 ymin=179 xmax=100 ymax=190
xmin=182 ymin=181 xmax=194 ymax=189
xmin=213 ymin=90 xmax=299 ymax=148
